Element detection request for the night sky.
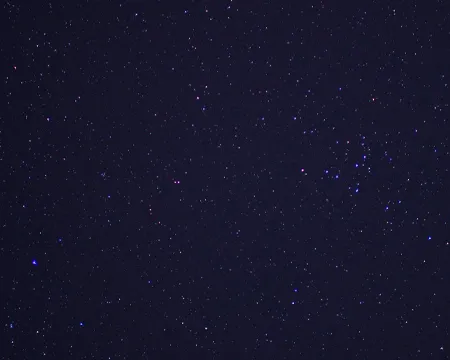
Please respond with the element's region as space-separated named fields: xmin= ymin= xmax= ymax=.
xmin=1 ymin=1 xmax=450 ymax=359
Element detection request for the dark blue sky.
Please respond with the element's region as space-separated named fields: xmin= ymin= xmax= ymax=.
xmin=1 ymin=1 xmax=449 ymax=359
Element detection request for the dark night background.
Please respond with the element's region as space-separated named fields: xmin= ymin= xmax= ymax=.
xmin=1 ymin=0 xmax=450 ymax=359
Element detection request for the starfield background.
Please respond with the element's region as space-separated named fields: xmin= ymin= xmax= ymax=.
xmin=1 ymin=1 xmax=450 ymax=359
